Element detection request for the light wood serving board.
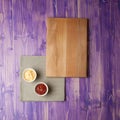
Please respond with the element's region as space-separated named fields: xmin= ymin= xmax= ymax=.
xmin=46 ymin=18 xmax=87 ymax=77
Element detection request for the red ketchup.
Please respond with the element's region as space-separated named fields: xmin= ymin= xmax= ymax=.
xmin=35 ymin=83 xmax=47 ymax=95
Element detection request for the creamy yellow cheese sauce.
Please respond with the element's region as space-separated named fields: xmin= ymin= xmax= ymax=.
xmin=24 ymin=70 xmax=35 ymax=81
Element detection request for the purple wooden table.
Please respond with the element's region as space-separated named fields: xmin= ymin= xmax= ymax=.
xmin=0 ymin=0 xmax=120 ymax=120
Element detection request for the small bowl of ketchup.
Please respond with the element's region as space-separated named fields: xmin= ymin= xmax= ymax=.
xmin=35 ymin=82 xmax=48 ymax=96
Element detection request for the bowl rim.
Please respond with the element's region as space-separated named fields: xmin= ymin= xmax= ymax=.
xmin=22 ymin=68 xmax=37 ymax=83
xmin=34 ymin=82 xmax=49 ymax=96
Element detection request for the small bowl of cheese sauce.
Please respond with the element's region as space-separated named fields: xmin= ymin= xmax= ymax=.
xmin=22 ymin=68 xmax=37 ymax=82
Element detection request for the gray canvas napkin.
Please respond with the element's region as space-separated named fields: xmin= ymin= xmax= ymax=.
xmin=20 ymin=56 xmax=65 ymax=101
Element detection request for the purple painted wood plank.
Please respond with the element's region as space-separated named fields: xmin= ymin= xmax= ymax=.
xmin=0 ymin=0 xmax=120 ymax=120
xmin=113 ymin=1 xmax=120 ymax=120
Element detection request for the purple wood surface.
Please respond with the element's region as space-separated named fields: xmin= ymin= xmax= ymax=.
xmin=0 ymin=0 xmax=120 ymax=120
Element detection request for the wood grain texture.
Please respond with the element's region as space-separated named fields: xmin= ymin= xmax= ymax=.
xmin=0 ymin=0 xmax=120 ymax=120
xmin=46 ymin=18 xmax=87 ymax=77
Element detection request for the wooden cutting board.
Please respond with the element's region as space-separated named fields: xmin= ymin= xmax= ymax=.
xmin=46 ymin=18 xmax=87 ymax=77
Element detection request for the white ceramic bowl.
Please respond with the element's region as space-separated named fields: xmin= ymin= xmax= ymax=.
xmin=35 ymin=82 xmax=49 ymax=96
xmin=22 ymin=68 xmax=37 ymax=83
